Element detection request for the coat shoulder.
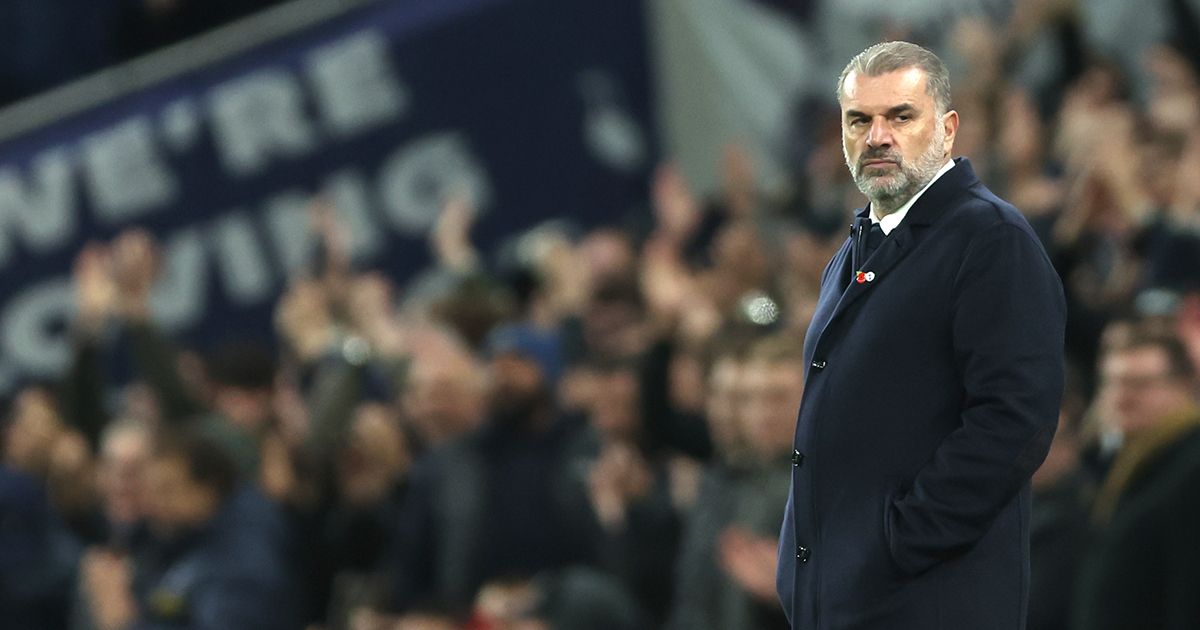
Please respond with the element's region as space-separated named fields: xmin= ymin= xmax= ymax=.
xmin=945 ymin=183 xmax=1040 ymax=240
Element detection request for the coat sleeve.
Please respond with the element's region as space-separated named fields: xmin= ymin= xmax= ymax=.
xmin=884 ymin=222 xmax=1066 ymax=575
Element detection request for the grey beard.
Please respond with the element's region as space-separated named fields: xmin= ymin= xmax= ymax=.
xmin=846 ymin=129 xmax=947 ymax=215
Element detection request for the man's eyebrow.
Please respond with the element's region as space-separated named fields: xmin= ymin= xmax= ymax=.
xmin=844 ymin=103 xmax=919 ymax=119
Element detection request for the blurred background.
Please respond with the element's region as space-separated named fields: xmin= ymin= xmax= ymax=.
xmin=1 ymin=0 xmax=1199 ymax=629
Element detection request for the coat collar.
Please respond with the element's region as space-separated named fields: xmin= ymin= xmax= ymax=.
xmin=855 ymin=156 xmax=979 ymax=228
xmin=818 ymin=157 xmax=979 ymax=344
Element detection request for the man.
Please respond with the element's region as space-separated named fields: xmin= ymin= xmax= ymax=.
xmin=1073 ymin=331 xmax=1200 ymax=630
xmin=390 ymin=323 xmax=599 ymax=614
xmin=79 ymin=431 xmax=296 ymax=630
xmin=775 ymin=42 xmax=1066 ymax=629
xmin=672 ymin=337 xmax=801 ymax=629
xmin=95 ymin=420 xmax=153 ymax=548
xmin=401 ymin=332 xmax=487 ymax=451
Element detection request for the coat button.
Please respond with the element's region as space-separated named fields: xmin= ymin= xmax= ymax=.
xmin=791 ymin=450 xmax=805 ymax=467
xmin=796 ymin=545 xmax=811 ymax=562
xmin=811 ymin=360 xmax=826 ymax=370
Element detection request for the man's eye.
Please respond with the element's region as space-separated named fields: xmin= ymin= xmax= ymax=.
xmin=895 ymin=115 xmax=911 ymax=122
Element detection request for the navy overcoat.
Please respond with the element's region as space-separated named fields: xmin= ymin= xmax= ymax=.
xmin=776 ymin=158 xmax=1066 ymax=629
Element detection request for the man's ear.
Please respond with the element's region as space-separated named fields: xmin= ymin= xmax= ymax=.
xmin=942 ymin=110 xmax=959 ymax=154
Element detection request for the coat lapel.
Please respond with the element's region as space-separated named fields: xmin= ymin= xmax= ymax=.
xmin=822 ymin=157 xmax=979 ymax=331
xmin=827 ymin=224 xmax=914 ymax=324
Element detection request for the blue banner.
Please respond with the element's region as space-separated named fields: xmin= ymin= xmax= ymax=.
xmin=0 ymin=0 xmax=656 ymax=392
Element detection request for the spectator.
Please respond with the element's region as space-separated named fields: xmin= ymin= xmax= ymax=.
xmin=400 ymin=328 xmax=487 ymax=452
xmin=1074 ymin=330 xmax=1200 ymax=629
xmin=390 ymin=323 xmax=599 ymax=615
xmin=94 ymin=419 xmax=153 ymax=549
xmin=575 ymin=358 xmax=681 ymax=624
xmin=319 ymin=402 xmax=414 ymax=627
xmin=79 ymin=430 xmax=297 ymax=630
xmin=668 ymin=335 xmax=801 ymax=629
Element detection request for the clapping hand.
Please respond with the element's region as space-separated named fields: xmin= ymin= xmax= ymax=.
xmin=718 ymin=526 xmax=781 ymax=603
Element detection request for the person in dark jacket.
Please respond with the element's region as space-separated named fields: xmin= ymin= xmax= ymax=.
xmin=671 ymin=337 xmax=801 ymax=630
xmin=776 ymin=41 xmax=1066 ymax=629
xmin=78 ymin=431 xmax=296 ymax=630
xmin=390 ymin=323 xmax=600 ymax=615
xmin=1073 ymin=331 xmax=1200 ymax=630
xmin=0 ymin=465 xmax=81 ymax=630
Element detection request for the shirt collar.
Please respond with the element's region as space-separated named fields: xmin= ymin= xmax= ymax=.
xmin=871 ymin=159 xmax=956 ymax=235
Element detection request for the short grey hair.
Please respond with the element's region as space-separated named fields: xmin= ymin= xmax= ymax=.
xmin=837 ymin=41 xmax=952 ymax=114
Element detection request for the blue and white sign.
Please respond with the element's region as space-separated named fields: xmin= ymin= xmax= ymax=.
xmin=0 ymin=0 xmax=656 ymax=392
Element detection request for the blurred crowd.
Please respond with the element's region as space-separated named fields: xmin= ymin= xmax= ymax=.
xmin=4 ymin=1 xmax=1200 ymax=630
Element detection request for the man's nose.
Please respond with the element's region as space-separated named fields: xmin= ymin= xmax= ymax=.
xmin=867 ymin=118 xmax=893 ymax=147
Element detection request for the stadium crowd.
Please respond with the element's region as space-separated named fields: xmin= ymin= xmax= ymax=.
xmin=3 ymin=0 xmax=1200 ymax=629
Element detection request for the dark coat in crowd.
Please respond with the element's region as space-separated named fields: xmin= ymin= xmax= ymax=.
xmin=1073 ymin=413 xmax=1200 ymax=630
xmin=0 ymin=466 xmax=80 ymax=630
xmin=670 ymin=458 xmax=791 ymax=630
xmin=129 ymin=486 xmax=296 ymax=630
xmin=391 ymin=415 xmax=601 ymax=613
xmin=1027 ymin=472 xmax=1090 ymax=630
xmin=776 ymin=158 xmax=1066 ymax=630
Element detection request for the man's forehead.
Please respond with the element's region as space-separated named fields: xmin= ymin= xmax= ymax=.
xmin=841 ymin=67 xmax=931 ymax=111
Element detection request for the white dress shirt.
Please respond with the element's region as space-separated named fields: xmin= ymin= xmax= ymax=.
xmin=871 ymin=159 xmax=956 ymax=235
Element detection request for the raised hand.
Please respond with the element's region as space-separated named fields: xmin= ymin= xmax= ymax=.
xmin=652 ymin=162 xmax=701 ymax=244
xmin=431 ymin=192 xmax=480 ymax=273
xmin=109 ymin=229 xmax=162 ymax=321
xmin=275 ymin=279 xmax=335 ymax=363
xmin=718 ymin=526 xmax=781 ymax=602
xmin=72 ymin=242 xmax=116 ymax=334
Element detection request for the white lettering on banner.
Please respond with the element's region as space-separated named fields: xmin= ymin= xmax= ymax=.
xmin=211 ymin=212 xmax=275 ymax=305
xmin=0 ymin=149 xmax=76 ymax=268
xmin=378 ymin=133 xmax=491 ymax=235
xmin=209 ymin=70 xmax=317 ymax=176
xmin=262 ymin=172 xmax=389 ymax=278
xmin=82 ymin=118 xmax=179 ymax=223
xmin=0 ymin=279 xmax=73 ymax=377
xmin=307 ymin=32 xmax=408 ymax=138
xmin=0 ymin=131 xmax=494 ymax=392
xmin=160 ymin=98 xmax=203 ymax=154
xmin=149 ymin=227 xmax=208 ymax=330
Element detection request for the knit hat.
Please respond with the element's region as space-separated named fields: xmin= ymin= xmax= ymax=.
xmin=484 ymin=323 xmax=564 ymax=385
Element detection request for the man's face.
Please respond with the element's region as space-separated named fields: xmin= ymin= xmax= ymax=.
xmin=590 ymin=368 xmax=640 ymax=439
xmin=145 ymin=455 xmax=219 ymax=539
xmin=98 ymin=428 xmax=150 ymax=526
xmin=213 ymin=386 xmax=273 ymax=431
xmin=4 ymin=389 xmax=62 ymax=474
xmin=403 ymin=354 xmax=484 ymax=446
xmin=488 ymin=353 xmax=547 ymax=420
xmin=1101 ymin=346 xmax=1194 ymax=438
xmin=705 ymin=358 xmax=746 ymax=456
xmin=741 ymin=360 xmax=804 ymax=459
xmin=840 ymin=67 xmax=957 ymax=210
